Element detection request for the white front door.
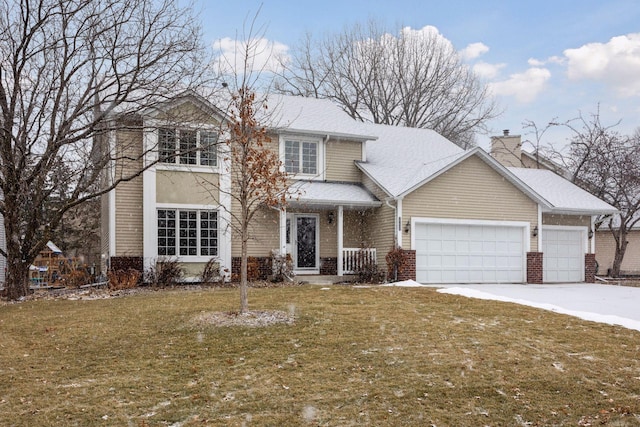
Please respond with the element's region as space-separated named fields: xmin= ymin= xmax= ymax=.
xmin=291 ymin=214 xmax=319 ymax=273
xmin=542 ymin=227 xmax=585 ymax=282
xmin=413 ymin=220 xmax=527 ymax=283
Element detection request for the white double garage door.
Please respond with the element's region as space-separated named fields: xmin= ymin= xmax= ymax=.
xmin=413 ymin=219 xmax=586 ymax=284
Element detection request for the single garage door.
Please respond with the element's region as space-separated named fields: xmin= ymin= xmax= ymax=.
xmin=414 ymin=221 xmax=526 ymax=283
xmin=542 ymin=227 xmax=584 ymax=282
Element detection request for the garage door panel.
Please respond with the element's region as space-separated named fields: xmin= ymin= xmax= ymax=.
xmin=542 ymin=228 xmax=584 ymax=283
xmin=415 ymin=222 xmax=525 ymax=284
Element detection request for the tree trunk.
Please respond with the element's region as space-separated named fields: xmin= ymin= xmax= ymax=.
xmin=239 ymin=222 xmax=249 ymax=314
xmin=3 ymin=230 xmax=31 ymax=300
xmin=611 ymin=238 xmax=628 ymax=278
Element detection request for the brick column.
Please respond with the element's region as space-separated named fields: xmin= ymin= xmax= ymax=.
xmin=397 ymin=250 xmax=416 ymax=281
xmin=585 ymin=254 xmax=596 ymax=283
xmin=526 ymin=252 xmax=543 ymax=284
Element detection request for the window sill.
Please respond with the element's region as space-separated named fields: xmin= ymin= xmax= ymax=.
xmin=156 ymin=256 xmax=220 ymax=263
xmin=156 ymin=164 xmax=220 ymax=174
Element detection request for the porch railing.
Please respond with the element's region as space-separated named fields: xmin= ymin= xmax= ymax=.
xmin=342 ymin=248 xmax=377 ymax=274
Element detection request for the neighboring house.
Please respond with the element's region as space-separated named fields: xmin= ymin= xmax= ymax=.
xmin=490 ymin=131 xmax=639 ymax=276
xmin=101 ymin=93 xmax=616 ymax=284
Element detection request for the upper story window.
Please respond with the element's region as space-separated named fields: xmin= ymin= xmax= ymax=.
xmin=158 ymin=128 xmax=218 ymax=167
xmin=284 ymin=139 xmax=318 ymax=175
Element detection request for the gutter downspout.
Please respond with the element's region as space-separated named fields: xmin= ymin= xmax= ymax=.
xmin=386 ymin=197 xmax=403 ymax=248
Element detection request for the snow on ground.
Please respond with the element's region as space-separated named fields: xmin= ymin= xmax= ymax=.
xmin=385 ymin=281 xmax=640 ymax=332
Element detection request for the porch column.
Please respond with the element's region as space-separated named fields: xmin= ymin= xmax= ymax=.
xmin=337 ymin=205 xmax=344 ymax=276
xmin=590 ymin=215 xmax=595 ymax=254
xmin=279 ymin=208 xmax=287 ymax=256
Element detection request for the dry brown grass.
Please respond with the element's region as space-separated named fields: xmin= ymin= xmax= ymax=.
xmin=0 ymin=285 xmax=639 ymax=426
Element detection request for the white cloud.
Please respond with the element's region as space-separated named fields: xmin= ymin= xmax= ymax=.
xmin=489 ymin=67 xmax=551 ymax=103
xmin=472 ymin=61 xmax=506 ymax=79
xmin=563 ymin=33 xmax=640 ymax=96
xmin=212 ymin=37 xmax=289 ymax=75
xmin=527 ymin=58 xmax=545 ymax=67
xmin=460 ymin=42 xmax=489 ymax=60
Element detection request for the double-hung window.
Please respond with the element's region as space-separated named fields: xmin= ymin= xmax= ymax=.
xmin=158 ymin=128 xmax=218 ymax=167
xmin=284 ymin=139 xmax=318 ymax=175
xmin=157 ymin=209 xmax=218 ymax=257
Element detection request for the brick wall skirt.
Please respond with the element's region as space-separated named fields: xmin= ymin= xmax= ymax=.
xmin=527 ymin=252 xmax=543 ymax=284
xmin=231 ymin=256 xmax=271 ymax=281
xmin=585 ymin=253 xmax=596 ymax=283
xmin=110 ymin=256 xmax=143 ymax=273
xmin=320 ymin=257 xmax=337 ymax=275
xmin=396 ymin=250 xmax=416 ymax=282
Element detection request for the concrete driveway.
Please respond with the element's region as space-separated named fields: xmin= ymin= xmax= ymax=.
xmin=433 ymin=283 xmax=640 ymax=332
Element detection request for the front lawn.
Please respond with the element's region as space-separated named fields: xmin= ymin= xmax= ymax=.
xmin=1 ymin=285 xmax=639 ymax=426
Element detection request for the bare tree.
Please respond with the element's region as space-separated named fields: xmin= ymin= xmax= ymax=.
xmin=531 ymin=110 xmax=640 ymax=277
xmin=0 ymin=0 xmax=208 ymax=300
xmin=201 ymin=11 xmax=292 ymax=313
xmin=275 ymin=21 xmax=498 ymax=148
xmin=560 ymin=112 xmax=640 ymax=277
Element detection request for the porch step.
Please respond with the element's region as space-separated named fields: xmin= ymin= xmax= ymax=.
xmin=296 ymin=275 xmax=356 ymax=285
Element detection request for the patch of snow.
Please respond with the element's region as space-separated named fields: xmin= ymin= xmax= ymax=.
xmin=438 ymin=286 xmax=640 ymax=332
xmin=382 ymin=280 xmax=426 ymax=287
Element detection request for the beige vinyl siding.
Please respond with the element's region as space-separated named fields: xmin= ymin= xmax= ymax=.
xmin=114 ymin=126 xmax=144 ymax=256
xmin=343 ymin=210 xmax=367 ymax=248
xmin=402 ymin=155 xmax=539 ymax=251
xmin=180 ymin=262 xmax=210 ymax=277
xmin=595 ymin=230 xmax=640 ymax=275
xmin=156 ymin=171 xmax=219 ymax=205
xmin=542 ymin=214 xmax=590 ymax=227
xmin=361 ymin=174 xmax=396 ymax=258
xmin=155 ymin=102 xmax=222 ymax=126
xmin=325 ymin=140 xmax=362 ymax=182
xmin=230 ymin=206 xmax=280 ymax=257
xmin=228 ymin=132 xmax=282 ymax=258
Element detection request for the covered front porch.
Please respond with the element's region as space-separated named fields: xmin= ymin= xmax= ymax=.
xmin=281 ymin=181 xmax=381 ymax=277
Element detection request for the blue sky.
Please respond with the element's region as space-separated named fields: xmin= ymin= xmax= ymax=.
xmin=193 ymin=0 xmax=640 ymax=150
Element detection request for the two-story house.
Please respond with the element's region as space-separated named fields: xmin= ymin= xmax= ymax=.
xmin=101 ymin=92 xmax=617 ymax=284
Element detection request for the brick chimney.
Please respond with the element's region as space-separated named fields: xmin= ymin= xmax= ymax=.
xmin=490 ymin=129 xmax=522 ymax=167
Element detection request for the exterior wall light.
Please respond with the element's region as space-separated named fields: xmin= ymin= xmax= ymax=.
xmin=532 ymin=226 xmax=538 ymax=237
xmin=327 ymin=211 xmax=334 ymax=224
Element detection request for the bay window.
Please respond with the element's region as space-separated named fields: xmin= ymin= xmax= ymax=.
xmin=157 ymin=209 xmax=218 ymax=257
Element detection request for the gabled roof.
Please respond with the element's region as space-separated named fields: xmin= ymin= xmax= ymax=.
xmin=356 ymin=123 xmax=465 ymax=197
xmin=288 ymin=181 xmax=381 ymax=209
xmin=508 ymin=167 xmax=618 ymax=215
xmin=355 ymin=120 xmax=616 ymax=215
xmin=263 ymin=95 xmax=377 ymax=141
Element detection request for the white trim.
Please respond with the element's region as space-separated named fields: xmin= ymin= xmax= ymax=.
xmin=155 ymin=203 xmax=217 ymax=210
xmin=537 ymin=204 xmax=542 ymax=252
xmin=590 ymin=216 xmax=595 ymax=254
xmin=410 ymin=216 xmax=530 ymax=283
xmin=142 ymin=167 xmax=157 ymax=271
xmin=361 ymin=141 xmax=367 ymax=162
xmin=396 ymin=198 xmax=403 ymax=248
xmin=291 ymin=213 xmax=320 ymax=274
xmin=279 ymin=208 xmax=287 ymax=256
xmin=108 ymin=188 xmax=116 ymax=257
xmin=279 ymin=134 xmax=326 ymax=181
xmin=337 ymin=206 xmax=344 ymax=276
